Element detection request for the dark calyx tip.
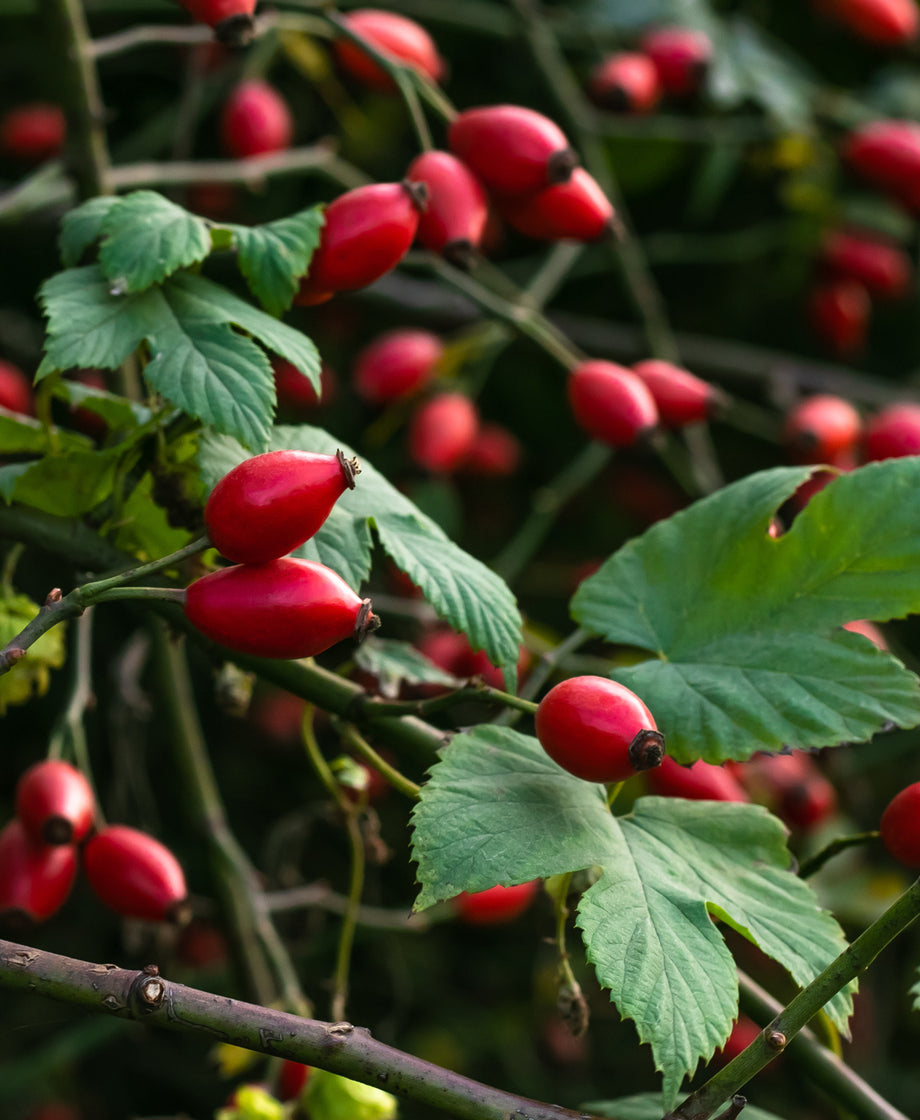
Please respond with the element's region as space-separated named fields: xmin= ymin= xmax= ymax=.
xmin=546 ymin=147 xmax=579 ymax=185
xmin=628 ymin=729 xmax=665 ymax=772
xmin=355 ymin=599 xmax=381 ymax=643
xmin=42 ymin=816 xmax=76 ymax=846
xmin=336 ymin=448 xmax=361 ymax=489
xmin=401 ymin=179 xmax=429 ymax=213
xmin=214 ymin=13 xmax=256 ymax=47
xmin=441 ymin=239 xmax=478 ymax=271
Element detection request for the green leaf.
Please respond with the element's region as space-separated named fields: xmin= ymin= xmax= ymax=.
xmin=411 ymin=727 xmax=852 ymax=1107
xmin=228 ymin=206 xmax=324 ymax=316
xmin=0 ymin=410 xmax=91 ymax=455
xmin=571 ymin=464 xmax=920 ymax=763
xmin=197 ymin=427 xmax=523 ymax=675
xmin=0 ymin=449 xmax=121 ymax=515
xmin=98 ymin=191 xmax=212 ymax=293
xmin=59 ymin=196 xmax=118 ymax=267
xmin=0 ymin=593 xmax=67 ymax=715
xmin=355 ymin=636 xmax=462 ymax=698
xmin=52 ymin=379 xmax=152 ymax=430
xmin=586 ymin=1094 xmax=786 ymax=1120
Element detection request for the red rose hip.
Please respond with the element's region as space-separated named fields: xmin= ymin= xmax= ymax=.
xmin=408 ymin=392 xmax=479 ymax=472
xmin=205 ymin=449 xmax=358 ymax=565
xmin=219 ymin=80 xmax=293 ymax=159
xmin=15 ymin=760 xmax=95 ymax=846
xmin=498 ymin=168 xmax=614 ymax=242
xmin=353 ymin=329 xmax=443 ymax=404
xmin=782 ymin=394 xmax=863 ymax=466
xmin=535 ymin=675 xmax=664 ymax=783
xmin=641 ymin=27 xmax=712 ymax=99
xmin=451 ymin=880 xmax=539 ymax=925
xmin=819 ymin=228 xmax=911 ymax=300
xmin=645 ymin=757 xmax=749 ymax=802
xmin=567 ymin=360 xmax=659 ymax=447
xmin=334 ymin=9 xmax=445 ymax=92
xmin=631 ymin=359 xmax=723 ymax=427
xmin=863 ymin=402 xmax=920 ymax=460
xmin=83 ymin=825 xmax=188 ymax=922
xmin=881 ymin=781 xmax=920 ymax=867
xmin=0 ymin=819 xmax=78 ymax=925
xmin=0 ymin=359 xmax=35 ymax=415
xmin=813 ymin=0 xmax=918 ymax=45
xmin=1 ymin=103 xmax=66 ymax=162
xmin=176 ymin=0 xmax=257 ymax=44
xmin=807 ymin=277 xmax=869 ymax=357
xmin=406 ymin=150 xmax=489 ymax=267
xmin=589 ymin=52 xmax=661 ymax=114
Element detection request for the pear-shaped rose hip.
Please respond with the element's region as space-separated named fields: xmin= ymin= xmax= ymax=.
xmin=83 ymin=825 xmax=188 ymax=923
xmin=0 ymin=819 xmax=78 ymax=925
xmin=205 ymin=450 xmax=358 ymax=565
xmin=15 ymin=759 xmax=95 ymax=846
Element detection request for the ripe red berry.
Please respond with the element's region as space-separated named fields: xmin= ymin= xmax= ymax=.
xmin=461 ymin=422 xmax=522 ymax=477
xmin=842 ymin=120 xmax=920 ymax=199
xmin=83 ymin=825 xmax=188 ymax=923
xmin=417 ymin=627 xmax=503 ymax=689
xmin=294 ymin=181 xmax=425 ymax=305
xmin=567 ymin=360 xmax=659 ymax=447
xmin=451 ymin=880 xmax=539 ymax=926
xmin=880 ymin=781 xmax=920 ymax=867
xmin=277 ymin=1061 xmax=311 ymax=1102
xmin=353 ymin=329 xmax=444 ymax=405
xmin=0 ymin=358 xmax=35 ymax=415
xmin=640 ymin=27 xmax=712 ymax=99
xmin=863 ymin=402 xmax=920 ymax=459
xmin=716 ymin=1017 xmax=763 ymax=1064
xmin=819 ymin=228 xmax=911 ymax=299
xmin=175 ymin=0 xmax=257 ymax=45
xmin=535 ymin=675 xmax=664 ymax=783
xmin=631 ymin=359 xmax=723 ymax=427
xmin=782 ymin=394 xmax=863 ymax=466
xmin=334 ymin=9 xmax=445 ymax=92
xmin=184 ymin=557 xmax=379 ymax=659
xmin=406 ymin=150 xmax=489 ymax=267
xmin=1 ymin=103 xmax=65 ymax=163
xmin=274 ymin=358 xmax=335 ymax=413
xmin=645 ymin=757 xmax=750 ymax=802
xmin=736 ymin=752 xmax=837 ymax=832
xmin=0 ymin=819 xmax=78 ymax=925
xmin=807 ymin=277 xmax=870 ymax=358
xmin=813 ymin=0 xmax=918 ymax=45
xmin=448 ymin=105 xmax=577 ymax=196
xmin=219 ymin=80 xmax=293 ymax=159
xmin=205 ymin=449 xmax=358 ymax=565
xmin=497 ymin=168 xmax=614 ymax=243
xmin=408 ymin=392 xmax=479 ymax=472
xmin=588 ymin=52 xmax=661 ymax=114
xmin=175 ymin=918 xmax=230 ymax=969
xmin=15 ymin=760 xmax=95 ymax=846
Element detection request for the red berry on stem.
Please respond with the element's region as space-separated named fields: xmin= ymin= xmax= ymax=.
xmin=0 ymin=819 xmax=78 ymax=925
xmin=353 ymin=329 xmax=443 ymax=405
xmin=416 ymin=627 xmax=504 ymax=689
xmin=15 ymin=760 xmax=95 ymax=846
xmin=334 ymin=9 xmax=445 ymax=93
xmin=735 ymin=752 xmax=837 ymax=832
xmin=184 ymin=558 xmax=379 ymax=659
xmin=782 ymin=394 xmax=863 ymax=466
xmin=452 ymin=880 xmax=539 ymax=926
xmin=83 ymin=825 xmax=188 ymax=923
xmin=819 ymin=228 xmax=911 ymax=300
xmin=277 ymin=1060 xmax=311 ymax=1102
xmin=1 ymin=103 xmax=65 ymax=162
xmin=567 ymin=360 xmax=659 ymax=447
xmin=645 ymin=757 xmax=750 ymax=802
xmin=0 ymin=359 xmax=35 ymax=415
xmin=842 ymin=120 xmax=920 ymax=198
xmin=219 ymin=80 xmax=293 ymax=159
xmin=408 ymin=392 xmax=479 ymax=472
xmin=274 ymin=358 xmax=335 ymax=413
xmin=448 ymin=105 xmax=577 ymax=196
xmin=641 ymin=27 xmax=712 ymax=99
xmin=461 ymin=422 xmax=522 ymax=477
xmin=176 ymin=0 xmax=257 ymax=45
xmin=535 ymin=675 xmax=664 ymax=783
xmin=589 ymin=52 xmax=661 ymax=114
xmin=631 ymin=359 xmax=723 ymax=427
xmin=813 ymin=0 xmax=918 ymax=45
xmin=863 ymin=402 xmax=920 ymax=460
xmin=880 ymin=781 xmax=920 ymax=867
xmin=807 ymin=277 xmax=869 ymax=358
xmin=205 ymin=449 xmax=358 ymax=565
xmin=294 ymin=181 xmax=425 ymax=304
xmin=406 ymin=150 xmax=489 ymax=267
xmin=497 ymin=168 xmax=614 ymax=243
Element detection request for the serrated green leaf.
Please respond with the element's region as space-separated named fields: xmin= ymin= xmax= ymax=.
xmin=0 ymin=410 xmax=92 ymax=455
xmin=586 ymin=1094 xmax=786 ymax=1120
xmin=228 ymin=206 xmax=324 ymax=316
xmin=59 ymin=196 xmax=118 ymax=267
xmin=98 ymin=191 xmax=211 ymax=293
xmin=197 ymin=427 xmax=522 ymax=674
xmin=572 ymin=464 xmax=920 ymax=763
xmin=52 ymin=379 xmax=152 ymax=430
xmin=355 ymin=636 xmax=463 ymax=698
xmin=412 ymin=728 xmax=852 ymax=1107
xmin=0 ymin=449 xmax=121 ymax=515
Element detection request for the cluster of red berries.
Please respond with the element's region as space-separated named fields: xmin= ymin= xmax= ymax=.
xmin=186 ymin=450 xmax=379 ymax=659
xmin=0 ymin=760 xmax=188 ymax=926
xmin=812 ymin=0 xmax=918 ymax=47
xmin=588 ymin=26 xmax=713 ymax=116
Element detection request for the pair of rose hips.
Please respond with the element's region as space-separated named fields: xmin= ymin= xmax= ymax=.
xmin=186 ymin=450 xmax=379 ymax=659
xmin=588 ymin=25 xmax=713 ymax=116
xmin=0 ymin=760 xmax=187 ymax=925
xmin=783 ymin=393 xmax=920 ymax=468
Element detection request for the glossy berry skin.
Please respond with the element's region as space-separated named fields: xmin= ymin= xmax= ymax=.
xmin=736 ymin=752 xmax=837 ymax=832
xmin=451 ymin=880 xmax=539 ymax=926
xmin=15 ymin=760 xmax=95 ymax=846
xmin=219 ymin=80 xmax=293 ymax=159
xmin=184 ymin=558 xmax=378 ymax=659
xmin=535 ymin=675 xmax=664 ymax=783
xmin=819 ymin=228 xmax=911 ymax=299
xmin=0 ymin=359 xmax=35 ymax=415
xmin=567 ymin=360 xmax=659 ymax=447
xmin=863 ymin=402 xmax=920 ymax=460
xmin=782 ymin=394 xmax=863 ymax=466
xmin=277 ymin=1061 xmax=311 ymax=1102
xmin=295 ymin=181 xmax=424 ymax=304
xmin=880 ymin=781 xmax=920 ymax=867
xmin=807 ymin=277 xmax=869 ymax=358
xmin=640 ymin=27 xmax=712 ymax=99
xmin=499 ymin=168 xmax=614 ymax=242
xmin=176 ymin=0 xmax=256 ymax=43
xmin=814 ymin=0 xmax=918 ymax=45
xmin=408 ymin=392 xmax=479 ymax=472
xmin=353 ymin=329 xmax=443 ymax=404
xmin=334 ymin=9 xmax=445 ymax=93
xmin=0 ymin=819 xmax=78 ymax=925
xmin=205 ymin=450 xmax=357 ymax=565
xmin=645 ymin=757 xmax=750 ymax=802
xmin=406 ymin=150 xmax=489 ymax=267
xmin=842 ymin=120 xmax=920 ymax=197
xmin=589 ymin=52 xmax=661 ymax=114
xmin=461 ymin=422 xmax=522 ymax=477
xmin=631 ymin=359 xmax=721 ymax=427
xmin=448 ymin=105 xmax=577 ymax=196
xmin=83 ymin=825 xmax=188 ymax=923
xmin=1 ymin=103 xmax=65 ymax=162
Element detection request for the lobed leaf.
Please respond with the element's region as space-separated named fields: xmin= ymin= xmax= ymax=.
xmin=58 ymin=196 xmax=118 ymax=268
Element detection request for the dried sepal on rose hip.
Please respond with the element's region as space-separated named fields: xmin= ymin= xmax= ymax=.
xmin=15 ymin=759 xmax=96 ymax=846
xmin=205 ymin=449 xmax=359 ymax=565
xmin=175 ymin=0 xmax=257 ymax=46
xmin=631 ymin=359 xmax=725 ymax=427
xmin=535 ymin=676 xmax=664 ymax=783
xmin=83 ymin=825 xmax=189 ymax=923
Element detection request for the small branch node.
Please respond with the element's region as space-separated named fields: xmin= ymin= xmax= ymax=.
xmin=45 ymin=588 xmax=63 ymax=605
xmin=767 ymin=1030 xmax=787 ymax=1051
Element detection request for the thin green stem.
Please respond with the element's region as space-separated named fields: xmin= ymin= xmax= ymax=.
xmin=47 ymin=610 xmax=98 ymax=809
xmin=798 ymin=831 xmax=881 ymax=880
xmin=334 ymin=722 xmax=421 ymax=801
